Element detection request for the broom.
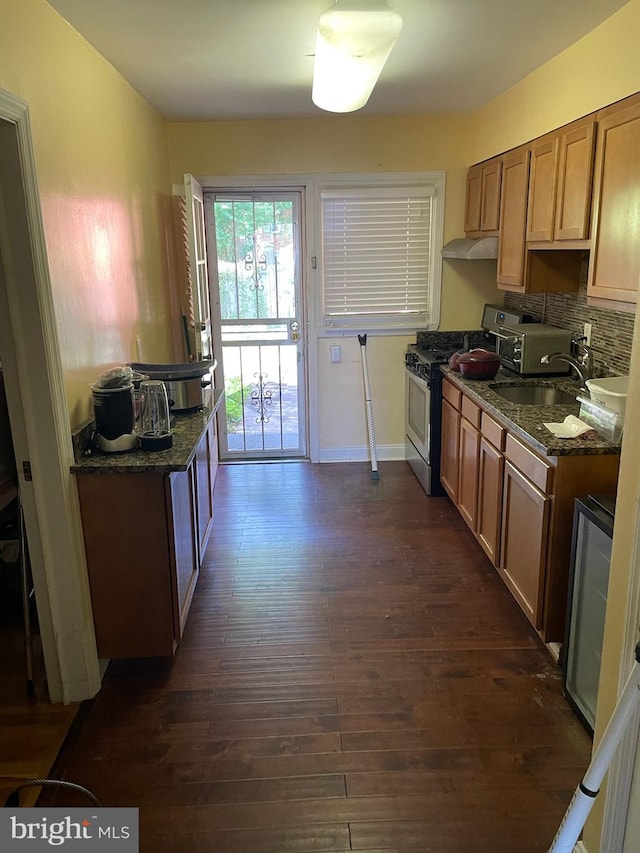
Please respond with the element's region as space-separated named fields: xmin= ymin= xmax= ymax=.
xmin=357 ymin=334 xmax=380 ymax=481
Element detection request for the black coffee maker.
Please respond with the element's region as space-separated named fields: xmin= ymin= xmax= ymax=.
xmin=91 ymin=367 xmax=137 ymax=452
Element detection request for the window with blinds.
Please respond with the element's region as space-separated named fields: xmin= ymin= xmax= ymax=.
xmin=320 ymin=183 xmax=439 ymax=330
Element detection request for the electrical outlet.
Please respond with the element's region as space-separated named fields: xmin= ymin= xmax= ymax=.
xmin=583 ymin=323 xmax=592 ymax=346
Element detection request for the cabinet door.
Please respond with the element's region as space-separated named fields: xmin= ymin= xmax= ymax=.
xmin=587 ymin=101 xmax=640 ymax=306
xmin=499 ymin=460 xmax=550 ymax=630
xmin=497 ymin=147 xmax=530 ymax=290
xmin=195 ymin=426 xmax=214 ymax=559
xmin=526 ymin=137 xmax=559 ymax=242
xmin=480 ymin=160 xmax=502 ymax=232
xmin=440 ymin=398 xmax=461 ymax=503
xmin=168 ymin=467 xmax=199 ymax=639
xmin=554 ymin=121 xmax=596 ymax=240
xmin=465 ymin=160 xmax=501 ymax=234
xmin=477 ymin=437 xmax=504 ymax=566
xmin=464 ymin=165 xmax=482 ymax=234
xmin=458 ymin=417 xmax=480 ymax=530
xmin=78 ymin=473 xmax=177 ymax=658
xmin=209 ymin=416 xmax=219 ymax=496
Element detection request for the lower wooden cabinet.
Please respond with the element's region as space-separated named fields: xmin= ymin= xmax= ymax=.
xmin=440 ymin=398 xmax=461 ymax=503
xmin=76 ymin=417 xmax=219 ymax=658
xmin=168 ymin=467 xmax=199 ymax=641
xmin=195 ymin=417 xmax=217 ymax=558
xmin=441 ymin=376 xmax=619 ymax=643
xmin=499 ymin=460 xmax=550 ymax=630
xmin=476 ymin=436 xmax=504 ymax=566
xmin=458 ymin=415 xmax=480 ymax=530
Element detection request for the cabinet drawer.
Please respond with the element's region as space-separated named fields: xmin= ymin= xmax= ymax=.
xmin=461 ymin=394 xmax=481 ymax=428
xmin=481 ymin=412 xmax=506 ymax=450
xmin=505 ymin=434 xmax=554 ymax=493
xmin=442 ymin=379 xmax=461 ymax=410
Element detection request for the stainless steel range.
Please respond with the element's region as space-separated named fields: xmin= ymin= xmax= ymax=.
xmin=405 ymin=330 xmax=488 ymax=495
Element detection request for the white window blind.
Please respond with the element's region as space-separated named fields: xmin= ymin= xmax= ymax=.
xmin=321 ymin=186 xmax=433 ymax=326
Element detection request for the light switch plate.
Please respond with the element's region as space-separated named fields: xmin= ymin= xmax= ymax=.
xmin=330 ymin=345 xmax=341 ymax=363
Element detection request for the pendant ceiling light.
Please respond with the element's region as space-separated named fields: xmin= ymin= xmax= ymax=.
xmin=312 ymin=1 xmax=403 ymax=113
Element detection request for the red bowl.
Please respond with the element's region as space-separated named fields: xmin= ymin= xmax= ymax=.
xmin=457 ymin=349 xmax=501 ymax=380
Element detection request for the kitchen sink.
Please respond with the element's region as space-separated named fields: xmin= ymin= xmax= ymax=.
xmin=489 ymin=384 xmax=578 ymax=406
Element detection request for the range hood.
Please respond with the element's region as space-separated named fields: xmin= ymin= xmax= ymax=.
xmin=441 ymin=236 xmax=498 ymax=260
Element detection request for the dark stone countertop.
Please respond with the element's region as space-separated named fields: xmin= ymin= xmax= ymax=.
xmin=70 ymin=389 xmax=224 ymax=474
xmin=440 ymin=367 xmax=622 ymax=458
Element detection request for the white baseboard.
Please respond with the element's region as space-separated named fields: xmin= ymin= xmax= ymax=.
xmin=317 ymin=444 xmax=406 ymax=463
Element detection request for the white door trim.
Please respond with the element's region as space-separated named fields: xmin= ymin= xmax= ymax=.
xmin=599 ymin=508 xmax=640 ymax=852
xmin=0 ymin=88 xmax=101 ymax=703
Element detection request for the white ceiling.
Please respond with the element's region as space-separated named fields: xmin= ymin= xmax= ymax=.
xmin=46 ymin=0 xmax=628 ymax=121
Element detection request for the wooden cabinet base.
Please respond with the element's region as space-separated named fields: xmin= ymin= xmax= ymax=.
xmin=441 ymin=378 xmax=620 ymax=645
xmin=77 ymin=471 xmax=198 ymax=658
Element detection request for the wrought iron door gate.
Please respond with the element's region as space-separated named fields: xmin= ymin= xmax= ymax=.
xmin=204 ymin=191 xmax=306 ymax=459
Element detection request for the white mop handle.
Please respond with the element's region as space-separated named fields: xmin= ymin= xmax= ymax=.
xmin=548 ymin=651 xmax=640 ymax=853
xmin=358 ymin=334 xmax=378 ymax=472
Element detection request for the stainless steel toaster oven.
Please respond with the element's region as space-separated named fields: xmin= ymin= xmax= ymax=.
xmin=496 ymin=323 xmax=573 ymax=376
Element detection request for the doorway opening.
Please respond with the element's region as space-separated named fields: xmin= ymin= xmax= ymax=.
xmin=204 ymin=191 xmax=307 ymax=461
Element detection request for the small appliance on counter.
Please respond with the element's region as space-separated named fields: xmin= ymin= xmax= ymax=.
xmin=129 ymin=360 xmax=215 ymax=413
xmin=91 ymin=367 xmax=137 ymax=453
xmin=495 ymin=323 xmax=573 ymax=376
xmin=480 ymin=303 xmax=535 ymax=338
xmin=136 ymin=380 xmax=173 ymax=451
xmin=480 ymin=302 xmax=573 ymax=376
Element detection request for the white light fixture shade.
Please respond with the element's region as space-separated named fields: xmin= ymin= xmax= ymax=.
xmin=312 ymin=2 xmax=403 ymax=113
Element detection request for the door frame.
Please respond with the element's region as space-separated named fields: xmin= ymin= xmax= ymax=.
xmin=0 ymin=88 xmax=101 ymax=704
xmin=198 ymin=175 xmax=316 ymax=458
xmin=204 ymin=188 xmax=307 ymax=460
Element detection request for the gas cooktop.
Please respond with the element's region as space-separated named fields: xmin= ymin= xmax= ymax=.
xmin=407 ymin=343 xmax=456 ymax=365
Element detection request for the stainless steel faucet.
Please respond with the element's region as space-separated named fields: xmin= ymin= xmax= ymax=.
xmin=540 ymin=343 xmax=594 ymax=388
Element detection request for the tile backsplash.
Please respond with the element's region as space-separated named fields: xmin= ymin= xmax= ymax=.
xmin=503 ymin=258 xmax=635 ymax=378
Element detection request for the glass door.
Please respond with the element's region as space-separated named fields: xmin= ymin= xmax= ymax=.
xmin=204 ymin=192 xmax=306 ymax=459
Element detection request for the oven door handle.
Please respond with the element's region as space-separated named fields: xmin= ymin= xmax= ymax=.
xmin=494 ymin=326 xmax=520 ymax=343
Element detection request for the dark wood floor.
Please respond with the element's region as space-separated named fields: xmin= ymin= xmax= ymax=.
xmin=0 ymin=538 xmax=78 ymax=807
xmin=43 ymin=461 xmax=591 ymax=852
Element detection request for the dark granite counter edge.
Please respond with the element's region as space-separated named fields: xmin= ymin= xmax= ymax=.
xmin=440 ymin=367 xmax=622 ymax=458
xmin=70 ymin=389 xmax=225 ymax=475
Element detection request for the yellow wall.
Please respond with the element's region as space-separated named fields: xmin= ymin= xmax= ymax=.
xmin=167 ymin=115 xmax=501 ymax=455
xmin=466 ymin=1 xmax=640 ymax=849
xmin=468 ymin=0 xmax=640 ymax=163
xmin=0 ymin=0 xmax=176 ymax=428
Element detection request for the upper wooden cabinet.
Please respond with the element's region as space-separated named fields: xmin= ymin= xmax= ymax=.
xmin=497 ymin=147 xmax=530 ymax=289
xmin=587 ymin=98 xmax=640 ymax=310
xmin=464 ymin=158 xmax=502 ymax=235
xmin=466 ymin=92 xmax=640 ymax=300
xmin=526 ymin=136 xmax=559 ymax=242
xmin=554 ymin=121 xmax=596 ymax=240
xmin=496 ymin=124 xmax=593 ymax=294
xmin=526 ymin=121 xmax=596 ymax=244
